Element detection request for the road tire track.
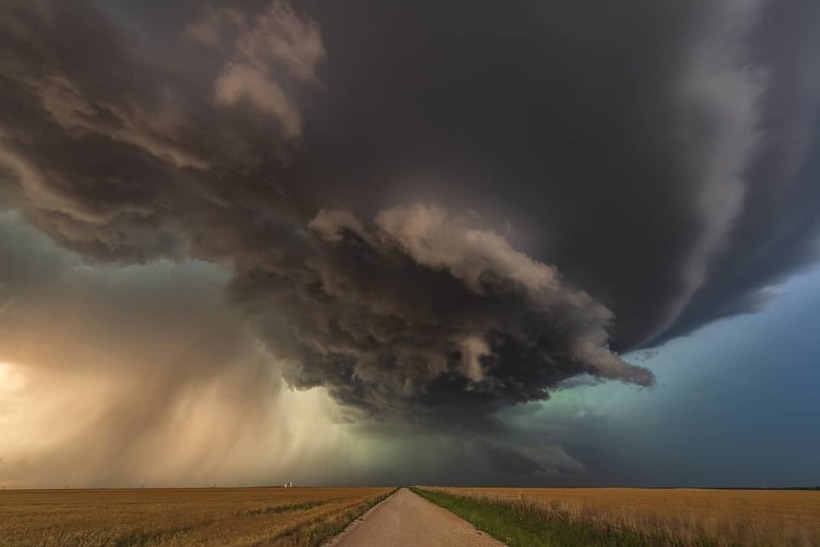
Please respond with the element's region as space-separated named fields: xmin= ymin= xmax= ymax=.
xmin=325 ymin=488 xmax=505 ymax=547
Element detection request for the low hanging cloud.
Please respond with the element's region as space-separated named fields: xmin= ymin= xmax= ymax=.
xmin=250 ymin=202 xmax=652 ymax=414
xmin=1 ymin=0 xmax=820 ymax=484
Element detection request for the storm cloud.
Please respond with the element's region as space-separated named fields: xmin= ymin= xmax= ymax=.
xmin=1 ymin=0 xmax=820 ymax=483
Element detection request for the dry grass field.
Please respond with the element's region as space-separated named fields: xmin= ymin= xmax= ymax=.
xmin=428 ymin=487 xmax=820 ymax=546
xmin=0 ymin=487 xmax=393 ymax=547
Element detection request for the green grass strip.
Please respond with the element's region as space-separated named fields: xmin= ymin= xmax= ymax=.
xmin=411 ymin=487 xmax=674 ymax=547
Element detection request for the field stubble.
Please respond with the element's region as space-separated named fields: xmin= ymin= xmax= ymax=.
xmin=426 ymin=487 xmax=820 ymax=546
xmin=425 ymin=488 xmax=820 ymax=546
xmin=0 ymin=487 xmax=393 ymax=547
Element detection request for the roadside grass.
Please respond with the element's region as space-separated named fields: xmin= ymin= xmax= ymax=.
xmin=281 ymin=487 xmax=397 ymax=547
xmin=420 ymin=486 xmax=820 ymax=546
xmin=411 ymin=487 xmax=690 ymax=547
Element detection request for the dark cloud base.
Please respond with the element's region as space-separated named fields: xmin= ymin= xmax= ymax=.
xmin=1 ymin=0 xmax=819 ymax=428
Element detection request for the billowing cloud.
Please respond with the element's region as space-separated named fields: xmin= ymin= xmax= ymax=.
xmin=235 ymin=202 xmax=651 ymax=415
xmin=1 ymin=0 xmax=819 ymax=485
xmin=200 ymin=1 xmax=326 ymax=137
xmin=0 ymin=0 xmax=649 ymax=421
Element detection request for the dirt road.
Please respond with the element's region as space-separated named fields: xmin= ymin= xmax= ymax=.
xmin=327 ymin=488 xmax=505 ymax=547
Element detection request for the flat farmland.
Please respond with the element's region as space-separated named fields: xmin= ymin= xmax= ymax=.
xmin=426 ymin=487 xmax=820 ymax=546
xmin=0 ymin=487 xmax=393 ymax=547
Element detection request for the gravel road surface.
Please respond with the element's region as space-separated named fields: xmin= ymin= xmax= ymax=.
xmin=327 ymin=488 xmax=505 ymax=547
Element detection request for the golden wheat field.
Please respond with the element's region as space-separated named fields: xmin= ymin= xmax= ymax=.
xmin=432 ymin=487 xmax=820 ymax=546
xmin=0 ymin=487 xmax=392 ymax=547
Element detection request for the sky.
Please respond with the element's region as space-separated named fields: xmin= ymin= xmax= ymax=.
xmin=0 ymin=0 xmax=819 ymax=488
